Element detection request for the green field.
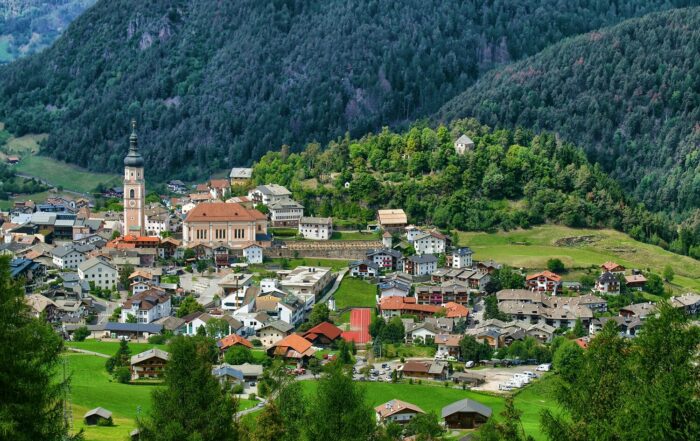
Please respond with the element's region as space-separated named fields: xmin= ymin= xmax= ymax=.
xmin=67 ymin=341 xmax=167 ymax=356
xmin=331 ymin=231 xmax=380 ymax=241
xmin=301 ymin=377 xmax=560 ymax=440
xmin=15 ymin=155 xmax=121 ymax=193
xmin=459 ymin=225 xmax=700 ymax=292
xmin=334 ymin=277 xmax=377 ymax=309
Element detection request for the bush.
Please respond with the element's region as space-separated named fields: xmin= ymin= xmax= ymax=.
xmin=114 ymin=366 xmax=131 ymax=384
xmin=232 ymin=383 xmax=245 ymax=394
xmin=96 ymin=417 xmax=114 ymax=427
xmin=73 ymin=326 xmax=89 ymax=342
xmin=148 ymin=334 xmax=167 ymax=345
xmin=251 ymin=339 xmax=262 ymax=347
xmin=248 ymin=393 xmax=256 ymax=401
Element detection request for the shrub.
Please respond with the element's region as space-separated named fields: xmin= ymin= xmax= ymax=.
xmin=114 ymin=366 xmax=131 ymax=384
xmin=251 ymin=339 xmax=262 ymax=347
xmin=148 ymin=334 xmax=167 ymax=345
xmin=96 ymin=417 xmax=114 ymax=427
xmin=248 ymin=393 xmax=256 ymax=401
xmin=232 ymin=383 xmax=245 ymax=394
xmin=73 ymin=326 xmax=89 ymax=342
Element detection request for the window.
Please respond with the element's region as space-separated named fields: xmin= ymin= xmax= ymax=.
xmin=130 ymin=189 xmax=135 ymax=198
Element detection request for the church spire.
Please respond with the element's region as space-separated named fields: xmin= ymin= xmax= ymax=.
xmin=124 ymin=118 xmax=144 ymax=167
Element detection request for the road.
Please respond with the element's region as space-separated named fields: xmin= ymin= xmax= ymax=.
xmin=89 ymin=294 xmax=120 ymax=324
xmin=318 ymin=268 xmax=347 ymax=306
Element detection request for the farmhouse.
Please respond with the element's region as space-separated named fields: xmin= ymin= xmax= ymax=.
xmin=595 ymin=271 xmax=620 ymax=295
xmin=256 ymin=321 xmax=294 ymax=347
xmin=525 ymin=270 xmax=562 ymax=294
xmin=267 ymin=334 xmax=316 ymax=363
xmin=229 ymin=167 xmax=253 ymax=186
xmin=401 ymin=360 xmax=448 ymax=380
xmin=442 ymin=399 xmax=492 ymax=429
xmin=624 ymin=273 xmax=647 ymax=291
xmin=349 ymin=260 xmax=379 ymax=278
xmin=377 ymin=209 xmax=408 ymax=230
xmin=601 ymin=261 xmax=626 ymax=274
xmin=375 ymin=400 xmax=425 ymax=425
xmin=302 ymin=321 xmax=343 ymax=346
xmin=130 ymin=349 xmax=169 ymax=380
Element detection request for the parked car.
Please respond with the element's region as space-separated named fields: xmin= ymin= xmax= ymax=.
xmin=522 ymin=371 xmax=538 ymax=379
xmin=464 ymin=360 xmax=475 ymax=369
xmin=536 ymin=363 xmax=552 ymax=372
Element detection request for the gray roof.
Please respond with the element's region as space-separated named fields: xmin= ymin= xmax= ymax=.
xmin=255 ymin=184 xmax=291 ymax=196
xmin=455 ymin=134 xmax=474 ymax=145
xmin=78 ymin=257 xmax=115 ymax=272
xmin=52 ymin=245 xmax=80 ymax=258
xmin=441 ymin=399 xmax=492 ymax=419
xmin=349 ymin=259 xmax=379 ymax=270
xmin=230 ymin=168 xmax=253 ymax=179
xmin=30 ymin=212 xmax=57 ymax=225
xmin=260 ymin=320 xmax=294 ymax=333
xmin=212 ymin=364 xmax=244 ymax=380
xmin=268 ymin=198 xmax=304 ymax=210
xmin=408 ymin=254 xmax=438 ymax=264
xmin=104 ymin=322 xmax=163 ymax=333
xmin=84 ymin=407 xmax=112 ymax=419
xmin=228 ymin=363 xmax=264 ymax=377
xmin=598 ymin=271 xmax=618 ymax=284
xmin=130 ymin=349 xmax=170 ymax=365
xmin=452 ymin=247 xmax=473 ymax=256
xmin=299 ymin=216 xmax=332 ymax=225
xmin=367 ymin=248 xmax=402 ymax=259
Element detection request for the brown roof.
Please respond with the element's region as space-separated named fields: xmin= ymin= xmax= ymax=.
xmin=526 ymin=270 xmax=562 ymax=282
xmin=123 ymin=289 xmax=169 ymax=311
xmin=375 ymin=400 xmax=425 ymax=419
xmin=302 ymin=321 xmax=343 ymax=341
xmin=209 ymin=179 xmax=230 ymax=189
xmin=377 ymin=209 xmax=408 ymax=225
xmin=218 ymin=334 xmax=253 ymax=350
xmin=270 ymin=334 xmax=315 ymax=358
xmin=185 ymin=202 xmax=266 ymax=223
xmin=402 ymin=360 xmax=431 ymax=373
xmin=379 ymin=296 xmax=441 ymax=314
xmin=195 ymin=184 xmax=209 ymax=192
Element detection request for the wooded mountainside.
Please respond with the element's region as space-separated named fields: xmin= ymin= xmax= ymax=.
xmin=0 ymin=0 xmax=695 ymax=181
xmin=439 ymin=7 xmax=700 ymax=216
xmin=250 ymin=119 xmax=700 ymax=259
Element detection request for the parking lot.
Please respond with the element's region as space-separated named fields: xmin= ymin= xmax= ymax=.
xmin=469 ymin=365 xmax=545 ymax=392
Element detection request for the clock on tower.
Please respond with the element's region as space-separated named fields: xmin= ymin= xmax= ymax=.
xmin=123 ymin=119 xmax=145 ymax=236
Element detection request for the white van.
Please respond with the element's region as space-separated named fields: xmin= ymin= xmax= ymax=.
xmin=522 ymin=371 xmax=538 ymax=379
xmin=536 ymin=363 xmax=552 ymax=372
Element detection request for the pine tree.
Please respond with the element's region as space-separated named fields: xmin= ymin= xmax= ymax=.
xmin=0 ymin=256 xmax=72 ymax=441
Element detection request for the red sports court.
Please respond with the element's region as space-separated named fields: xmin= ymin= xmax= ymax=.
xmin=341 ymin=308 xmax=371 ymax=344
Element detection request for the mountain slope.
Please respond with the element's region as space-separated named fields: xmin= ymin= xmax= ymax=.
xmin=0 ymin=0 xmax=96 ymax=63
xmin=0 ymin=0 xmax=696 ymax=181
xmin=438 ymin=7 xmax=700 ymax=214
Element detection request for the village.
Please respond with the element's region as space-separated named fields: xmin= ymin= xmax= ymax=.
xmin=4 ymin=124 xmax=700 ymax=439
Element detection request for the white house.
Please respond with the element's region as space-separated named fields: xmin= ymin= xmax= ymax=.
xmin=52 ymin=245 xmax=87 ymax=270
xmin=298 ymin=217 xmax=332 ymax=240
xmin=405 ymin=225 xmax=424 ymax=242
xmin=403 ymin=254 xmax=438 ymax=276
xmin=247 ymin=184 xmax=292 ymax=205
xmin=405 ymin=322 xmax=439 ymax=344
xmin=349 ymin=260 xmax=379 ymax=278
xmin=450 ymin=247 xmax=473 ymax=269
xmin=268 ymin=198 xmax=304 ymax=227
xmin=454 ymin=134 xmax=474 ymax=155
xmin=366 ymin=249 xmax=403 ymax=270
xmin=242 ymin=244 xmax=263 ymax=264
xmin=375 ymin=400 xmax=425 ymax=425
xmin=120 ymin=289 xmax=172 ymax=324
xmin=413 ymin=231 xmax=446 ymax=255
xmin=145 ymin=211 xmax=170 ymax=237
xmin=78 ymin=258 xmax=117 ymax=290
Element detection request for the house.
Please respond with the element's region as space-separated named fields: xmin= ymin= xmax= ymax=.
xmin=217 ymin=334 xmax=253 ymax=352
xmin=401 ymin=360 xmax=448 ymax=380
xmin=379 ymin=296 xmax=441 ymax=320
xmin=349 ymin=260 xmax=379 ymax=278
xmin=228 ymin=363 xmax=264 ymax=382
xmin=267 ymin=334 xmax=316 ymax=363
xmin=590 ymin=316 xmax=643 ymax=337
xmin=601 ymin=261 xmax=626 ymax=274
xmin=377 ymin=209 xmax=408 ymax=230
xmin=405 ymin=322 xmax=439 ymax=344
xmin=208 ymin=179 xmax=231 ymax=199
xmin=181 ymin=312 xmax=243 ymax=337
xmin=153 ymin=316 xmax=186 ymax=335
xmin=254 ymin=291 xmax=304 ymax=326
xmin=167 ymin=180 xmax=188 ymax=193
xmin=435 ymin=334 xmax=462 ymax=358
xmin=84 ymin=408 xmax=112 ymax=426
xmin=378 ymin=279 xmax=411 ymax=298
xmin=412 ymin=231 xmax=446 ymax=255
xmin=302 ymin=321 xmax=343 ymax=346
xmin=375 ymin=400 xmax=425 ymax=425
xmin=78 ymin=258 xmax=117 ymax=290
xmin=624 ymin=273 xmax=647 ymax=291
xmin=448 ymin=247 xmax=473 ymax=269
xmin=268 ymin=198 xmax=304 ymax=227
xmin=279 ymin=266 xmax=334 ymax=309
xmin=442 ymin=399 xmax=492 ymax=429
xmin=619 ymin=302 xmax=658 ymax=319
xmin=120 ymin=289 xmax=172 ymax=324
xmin=51 ymin=245 xmax=89 ymax=269
xmin=243 ymin=243 xmax=264 ymax=264
xmin=248 ymin=184 xmax=292 ymax=205
xmin=298 ymin=217 xmax=332 ymax=240
xmin=144 ymin=207 xmax=171 ymax=237
xmin=403 ymin=254 xmax=438 ymax=276
xmin=212 ymin=364 xmax=245 ymax=386
xmin=476 ymin=260 xmax=502 ymax=274
xmin=366 ymin=249 xmax=403 ymax=270
xmin=230 ymin=167 xmax=253 ymax=187
xmin=595 ymin=271 xmax=620 ymax=295
xmin=256 ymin=321 xmax=294 ymax=347
xmin=495 ymin=289 xmax=603 ymax=329
xmin=454 ymin=134 xmax=475 ymax=155
xmin=130 ymin=349 xmax=169 ymax=380
xmin=219 ymin=273 xmax=255 ymax=310
xmin=525 ymin=271 xmax=562 ymax=294
xmin=182 ymin=202 xmax=268 ymax=249
xmin=416 ymin=284 xmax=469 ymax=306
xmin=443 ymin=302 xmax=469 ymax=319
xmin=670 ymin=293 xmax=700 ymax=315
xmin=101 ymin=322 xmax=163 ymax=341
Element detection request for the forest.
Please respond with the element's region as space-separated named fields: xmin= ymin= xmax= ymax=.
xmin=0 ymin=0 xmax=697 ymax=181
xmin=251 ymin=118 xmax=700 ymax=260
xmin=439 ymin=6 xmax=700 ymax=217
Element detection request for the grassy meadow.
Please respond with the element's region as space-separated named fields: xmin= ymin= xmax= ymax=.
xmin=459 ymin=225 xmax=700 ymax=293
xmin=334 ymin=277 xmax=377 ymax=309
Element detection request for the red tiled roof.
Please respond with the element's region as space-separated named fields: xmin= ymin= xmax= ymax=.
xmin=185 ymin=202 xmax=266 ymax=223
xmin=601 ymin=261 xmax=625 ymax=271
xmin=379 ymin=296 xmax=441 ymax=314
xmin=218 ymin=334 xmax=253 ymax=350
xmin=444 ymin=302 xmax=469 ymax=318
xmin=209 ymin=179 xmax=230 ymax=189
xmin=526 ymin=270 xmax=561 ymax=282
xmin=272 ymin=334 xmax=313 ymax=353
xmin=303 ymin=321 xmax=342 ymax=341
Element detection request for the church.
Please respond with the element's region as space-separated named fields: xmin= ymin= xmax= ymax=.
xmin=122 ymin=120 xmax=146 ymax=236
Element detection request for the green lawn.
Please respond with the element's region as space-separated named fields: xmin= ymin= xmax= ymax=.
xmin=331 ymin=231 xmax=381 ymax=241
xmin=238 ymin=399 xmax=259 ymax=411
xmin=67 ymin=341 xmax=167 ymax=357
xmin=334 ymin=277 xmax=377 ymax=309
xmin=64 ymin=353 xmax=158 ymax=441
xmin=15 ymin=155 xmax=121 ymax=193
xmin=301 ymin=376 xmax=560 ymax=440
xmin=459 ymin=225 xmax=700 ymax=293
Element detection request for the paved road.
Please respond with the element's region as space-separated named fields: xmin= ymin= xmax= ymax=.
xmin=66 ymin=347 xmax=109 ymax=358
xmin=235 ymin=397 xmax=267 ymax=417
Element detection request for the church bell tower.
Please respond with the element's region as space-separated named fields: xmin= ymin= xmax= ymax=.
xmin=123 ymin=119 xmax=145 ymax=236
